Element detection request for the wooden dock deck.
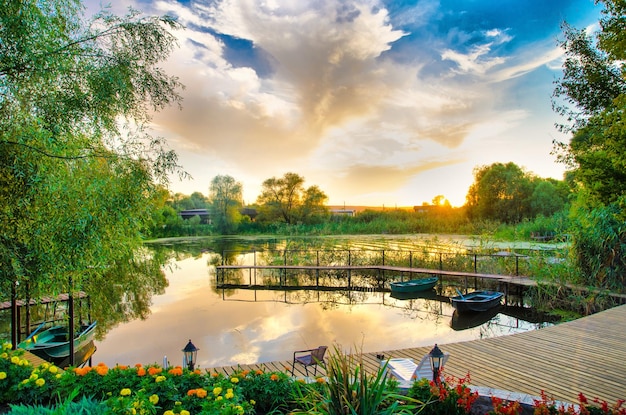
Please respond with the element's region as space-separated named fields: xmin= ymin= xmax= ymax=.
xmin=209 ymin=303 xmax=626 ymax=405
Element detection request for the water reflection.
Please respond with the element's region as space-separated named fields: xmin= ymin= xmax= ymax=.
xmin=90 ymin=248 xmax=556 ymax=370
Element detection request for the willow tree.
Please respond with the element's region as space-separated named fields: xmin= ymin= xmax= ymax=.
xmin=0 ymin=0 xmax=184 ymax=344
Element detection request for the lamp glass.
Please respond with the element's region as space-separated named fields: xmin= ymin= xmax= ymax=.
xmin=182 ymin=339 xmax=199 ymax=369
xmin=428 ymin=344 xmax=444 ymax=372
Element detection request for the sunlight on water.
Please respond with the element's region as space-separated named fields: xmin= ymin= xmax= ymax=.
xmin=94 ymin=251 xmax=553 ymax=369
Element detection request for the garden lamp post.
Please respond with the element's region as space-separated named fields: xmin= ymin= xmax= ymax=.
xmin=429 ymin=343 xmax=444 ymax=384
xmin=182 ymin=339 xmax=199 ymax=370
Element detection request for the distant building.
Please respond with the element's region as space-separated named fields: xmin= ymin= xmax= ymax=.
xmin=179 ymin=209 xmax=210 ymax=224
xmin=240 ymin=207 xmax=258 ymax=221
xmin=330 ymin=208 xmax=356 ymax=217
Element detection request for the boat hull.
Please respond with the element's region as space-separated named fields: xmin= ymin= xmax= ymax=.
xmin=390 ymin=276 xmax=439 ymax=294
xmin=19 ymin=321 xmax=97 ymax=364
xmin=450 ymin=291 xmax=503 ymax=313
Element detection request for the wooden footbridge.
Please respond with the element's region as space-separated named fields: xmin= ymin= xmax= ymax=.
xmin=209 ymin=303 xmax=626 ymax=405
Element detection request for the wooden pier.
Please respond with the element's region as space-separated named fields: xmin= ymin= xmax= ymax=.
xmin=209 ymin=303 xmax=626 ymax=405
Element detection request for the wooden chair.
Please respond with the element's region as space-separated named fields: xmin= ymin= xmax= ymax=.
xmin=292 ymin=346 xmax=328 ymax=376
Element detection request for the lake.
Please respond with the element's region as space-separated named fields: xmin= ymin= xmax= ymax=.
xmin=92 ymin=235 xmax=559 ymax=370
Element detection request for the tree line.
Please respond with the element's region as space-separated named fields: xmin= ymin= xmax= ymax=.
xmin=153 ymin=163 xmax=571 ymax=237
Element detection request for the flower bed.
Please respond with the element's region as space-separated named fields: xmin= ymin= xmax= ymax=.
xmin=1 ymin=343 xmax=624 ymax=415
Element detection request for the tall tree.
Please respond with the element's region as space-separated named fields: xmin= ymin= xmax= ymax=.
xmin=257 ymin=173 xmax=328 ymax=225
xmin=209 ymin=175 xmax=243 ymax=234
xmin=0 ymin=0 xmax=184 ymax=342
xmin=465 ymin=162 xmax=533 ymax=223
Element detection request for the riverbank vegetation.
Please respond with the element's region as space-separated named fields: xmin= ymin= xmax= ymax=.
xmin=2 ymin=343 xmax=625 ymax=415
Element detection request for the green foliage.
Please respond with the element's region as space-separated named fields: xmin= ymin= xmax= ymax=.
xmin=291 ymin=345 xmax=421 ymax=415
xmin=568 ymin=197 xmax=626 ymax=291
xmin=465 ymin=162 xmax=567 ymax=224
xmin=6 ymin=396 xmax=108 ymax=415
xmin=209 ymin=175 xmax=243 ymax=234
xmin=0 ymin=0 xmax=184 ymax=312
xmin=256 ymin=173 xmax=329 ymax=225
xmin=237 ymin=369 xmax=295 ymax=413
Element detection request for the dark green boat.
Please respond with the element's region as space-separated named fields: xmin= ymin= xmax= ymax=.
xmin=18 ymin=321 xmax=97 ymax=364
xmin=390 ymin=276 xmax=439 ymax=294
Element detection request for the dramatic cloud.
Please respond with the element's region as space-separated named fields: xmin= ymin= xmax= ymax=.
xmin=102 ymin=0 xmax=601 ymax=205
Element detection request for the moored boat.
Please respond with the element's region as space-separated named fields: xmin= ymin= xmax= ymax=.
xmin=390 ymin=276 xmax=439 ymax=294
xmin=18 ymin=321 xmax=97 ymax=364
xmin=450 ymin=290 xmax=503 ymax=313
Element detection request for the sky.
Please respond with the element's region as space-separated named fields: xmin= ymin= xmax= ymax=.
xmin=90 ymin=0 xmax=602 ymax=207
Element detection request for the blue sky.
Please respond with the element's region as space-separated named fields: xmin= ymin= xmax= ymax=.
xmin=95 ymin=0 xmax=601 ymax=206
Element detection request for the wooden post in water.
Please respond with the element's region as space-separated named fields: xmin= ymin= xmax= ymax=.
xmin=316 ymin=251 xmax=320 ymax=287
xmin=11 ymin=280 xmax=17 ymax=349
xmin=68 ymin=276 xmax=75 ymax=366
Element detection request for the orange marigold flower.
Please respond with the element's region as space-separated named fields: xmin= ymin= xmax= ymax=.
xmin=135 ymin=363 xmax=142 ymax=368
xmin=242 ymin=370 xmax=249 ymax=376
xmin=187 ymin=389 xmax=197 ymax=396
xmin=97 ymin=362 xmax=107 ymax=367
xmin=316 ymin=377 xmax=326 ymax=384
xmin=255 ymin=370 xmax=263 ymax=375
xmin=95 ymin=366 xmax=108 ymax=376
xmin=212 ymin=372 xmax=220 ymax=377
xmin=117 ymin=365 xmax=128 ymax=370
xmin=270 ymin=374 xmax=279 ymax=381
xmin=137 ymin=367 xmax=146 ymax=377
xmin=168 ymin=367 xmax=183 ymax=376
xmin=196 ymin=389 xmax=208 ymax=398
xmin=148 ymin=367 xmax=162 ymax=376
xmin=193 ymin=369 xmax=201 ymax=375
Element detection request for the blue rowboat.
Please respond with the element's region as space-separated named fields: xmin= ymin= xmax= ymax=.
xmin=450 ymin=290 xmax=504 ymax=313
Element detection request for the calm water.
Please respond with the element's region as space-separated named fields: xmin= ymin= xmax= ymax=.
xmin=92 ymin=247 xmax=554 ymax=370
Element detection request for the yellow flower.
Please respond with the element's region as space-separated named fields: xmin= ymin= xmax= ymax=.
xmin=180 ymin=411 xmax=190 ymax=415
xmin=213 ymin=387 xmax=222 ymax=396
xmin=120 ymin=388 xmax=132 ymax=396
xmin=250 ymin=399 xmax=256 ymax=405
xmin=149 ymin=394 xmax=159 ymax=405
xmin=48 ymin=366 xmax=58 ymax=374
xmin=10 ymin=356 xmax=20 ymax=364
xmin=35 ymin=378 xmax=45 ymax=387
xmin=55 ymin=374 xmax=62 ymax=379
xmin=230 ymin=376 xmax=239 ymax=383
xmin=164 ymin=412 xmax=174 ymax=415
xmin=130 ymin=409 xmax=136 ymax=415
xmin=29 ymin=373 xmax=38 ymax=381
xmin=19 ymin=359 xmax=28 ymax=366
xmin=40 ymin=363 xmax=49 ymax=370
xmin=216 ymin=396 xmax=223 ymax=401
xmin=2 ymin=343 xmax=12 ymax=350
xmin=225 ymin=391 xmax=234 ymax=399
xmin=1 ymin=352 xmax=7 ymax=359
xmin=236 ymin=405 xmax=244 ymax=414
xmin=0 ymin=372 xmax=6 ymax=380
xmin=155 ymin=375 xmax=166 ymax=383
